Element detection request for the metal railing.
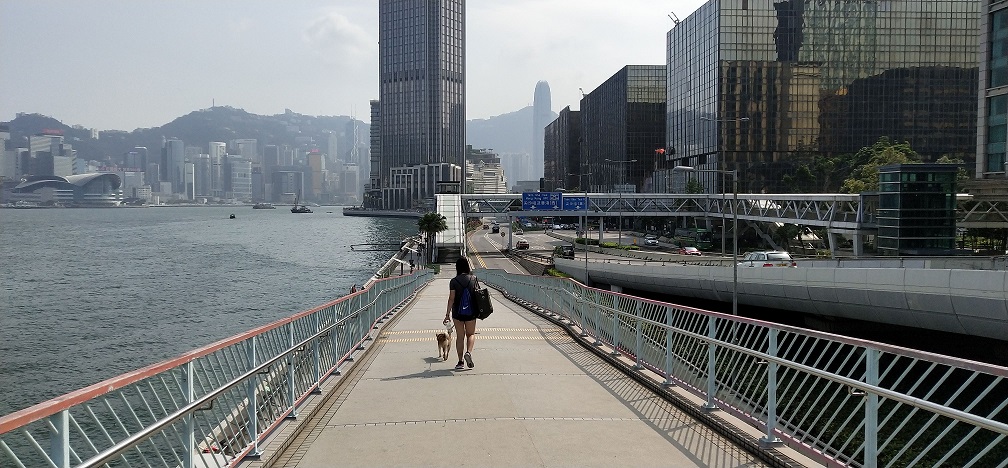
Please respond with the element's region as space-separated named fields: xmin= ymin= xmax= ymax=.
xmin=0 ymin=270 xmax=432 ymax=468
xmin=479 ymin=269 xmax=1008 ymax=468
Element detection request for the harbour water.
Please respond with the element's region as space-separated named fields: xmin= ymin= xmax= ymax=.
xmin=0 ymin=206 xmax=417 ymax=416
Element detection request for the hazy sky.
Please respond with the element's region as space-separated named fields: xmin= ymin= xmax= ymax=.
xmin=1 ymin=0 xmax=708 ymax=131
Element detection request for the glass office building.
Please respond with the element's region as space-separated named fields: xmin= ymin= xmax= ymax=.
xmin=981 ymin=1 xmax=1008 ymax=177
xmin=376 ymin=0 xmax=465 ymax=209
xmin=581 ymin=65 xmax=666 ymax=193
xmin=667 ymin=0 xmax=979 ymax=194
xmin=877 ymin=163 xmax=958 ymax=255
xmin=543 ymin=106 xmax=581 ymax=192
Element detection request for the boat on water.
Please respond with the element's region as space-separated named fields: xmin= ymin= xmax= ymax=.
xmin=291 ymin=194 xmax=312 ymax=214
xmin=252 ymin=202 xmax=275 ymax=209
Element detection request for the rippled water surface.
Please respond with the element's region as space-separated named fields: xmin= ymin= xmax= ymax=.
xmin=0 ymin=207 xmax=416 ymax=415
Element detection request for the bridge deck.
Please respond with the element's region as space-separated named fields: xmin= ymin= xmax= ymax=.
xmin=241 ymin=271 xmax=818 ymax=467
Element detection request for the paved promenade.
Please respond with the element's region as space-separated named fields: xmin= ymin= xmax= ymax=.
xmin=242 ymin=268 xmax=817 ymax=467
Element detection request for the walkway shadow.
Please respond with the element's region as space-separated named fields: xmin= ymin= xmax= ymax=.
xmin=518 ymin=310 xmax=772 ymax=468
xmin=381 ymin=364 xmax=456 ymax=381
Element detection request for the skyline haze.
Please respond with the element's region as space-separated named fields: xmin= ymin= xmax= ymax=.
xmin=0 ymin=0 xmax=707 ymax=131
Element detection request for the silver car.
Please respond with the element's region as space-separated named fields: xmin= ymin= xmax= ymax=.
xmin=738 ymin=251 xmax=796 ymax=267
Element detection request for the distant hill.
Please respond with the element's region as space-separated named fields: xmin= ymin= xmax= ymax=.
xmin=5 ymin=104 xmax=555 ymax=162
xmin=466 ymin=106 xmax=557 ymax=154
xmin=6 ymin=107 xmax=363 ymax=164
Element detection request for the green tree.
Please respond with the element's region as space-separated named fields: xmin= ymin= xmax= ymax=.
xmin=774 ymin=223 xmax=802 ymax=251
xmin=417 ymin=212 xmax=448 ymax=263
xmin=685 ymin=177 xmax=705 ymax=194
xmin=936 ymin=155 xmax=970 ymax=182
xmin=840 ymin=137 xmax=921 ymax=193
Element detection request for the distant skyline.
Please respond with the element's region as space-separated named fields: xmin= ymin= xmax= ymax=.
xmin=0 ymin=0 xmax=707 ymax=131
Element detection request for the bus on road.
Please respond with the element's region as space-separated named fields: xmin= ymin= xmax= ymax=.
xmin=674 ymin=227 xmax=713 ymax=250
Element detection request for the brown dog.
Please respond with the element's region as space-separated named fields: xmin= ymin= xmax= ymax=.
xmin=436 ymin=327 xmax=453 ymax=361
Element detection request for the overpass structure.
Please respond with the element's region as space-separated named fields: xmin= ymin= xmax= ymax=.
xmin=450 ymin=192 xmax=1008 ymax=256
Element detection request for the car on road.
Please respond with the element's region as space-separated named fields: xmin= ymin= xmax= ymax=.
xmin=738 ymin=251 xmax=796 ymax=267
xmin=515 ymin=228 xmax=524 ymax=235
xmin=678 ymin=246 xmax=702 ymax=255
xmin=644 ymin=234 xmax=659 ymax=246
xmin=553 ymin=245 xmax=575 ymax=259
xmin=515 ymin=239 xmax=530 ymax=249
xmin=491 ymin=225 xmax=500 ymax=233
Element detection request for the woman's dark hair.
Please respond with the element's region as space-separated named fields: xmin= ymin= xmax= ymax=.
xmin=455 ymin=257 xmax=472 ymax=275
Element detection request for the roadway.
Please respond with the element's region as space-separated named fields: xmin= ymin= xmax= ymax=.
xmin=241 ymin=231 xmax=817 ymax=467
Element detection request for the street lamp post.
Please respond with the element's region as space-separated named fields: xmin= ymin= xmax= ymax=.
xmin=570 ymin=171 xmax=592 ymax=285
xmin=674 ymin=165 xmax=738 ymax=317
xmin=605 ymin=158 xmax=637 ymax=246
xmin=699 ymin=116 xmax=749 ymax=256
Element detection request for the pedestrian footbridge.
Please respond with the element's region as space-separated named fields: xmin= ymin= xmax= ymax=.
xmin=2 ymin=269 xmax=1007 ymax=467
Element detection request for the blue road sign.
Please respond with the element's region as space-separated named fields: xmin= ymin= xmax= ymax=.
xmin=522 ymin=192 xmax=562 ymax=210
xmin=562 ymin=196 xmax=587 ymax=211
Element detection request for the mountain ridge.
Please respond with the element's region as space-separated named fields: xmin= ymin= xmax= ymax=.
xmin=5 ymin=105 xmax=556 ymax=164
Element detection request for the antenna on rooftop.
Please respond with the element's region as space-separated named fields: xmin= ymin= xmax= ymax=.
xmin=668 ymin=12 xmax=680 ymax=25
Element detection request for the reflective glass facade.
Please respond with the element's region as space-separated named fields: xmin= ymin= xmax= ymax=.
xmin=981 ymin=2 xmax=1008 ymax=176
xmin=378 ymin=0 xmax=465 ymax=209
xmin=543 ymin=106 xmax=581 ymax=191
xmin=668 ymin=0 xmax=979 ymax=193
xmin=877 ymin=164 xmax=957 ymax=255
xmin=581 ymin=65 xmax=666 ymax=193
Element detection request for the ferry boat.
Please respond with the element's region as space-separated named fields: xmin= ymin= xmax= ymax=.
xmin=252 ymin=203 xmax=275 ymax=209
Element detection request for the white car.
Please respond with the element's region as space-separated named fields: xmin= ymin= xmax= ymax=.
xmin=644 ymin=234 xmax=659 ymax=246
xmin=738 ymin=251 xmax=796 ymax=267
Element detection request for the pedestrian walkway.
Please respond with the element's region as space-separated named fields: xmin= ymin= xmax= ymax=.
xmin=241 ymin=270 xmax=814 ymax=467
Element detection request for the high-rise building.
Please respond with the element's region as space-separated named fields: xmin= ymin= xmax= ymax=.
xmin=233 ymin=139 xmax=258 ymax=164
xmin=544 ymin=106 xmax=581 ymax=192
xmin=326 ymin=132 xmax=339 ymax=164
xmin=229 ymin=158 xmax=253 ymax=201
xmin=164 ymin=138 xmax=186 ymax=193
xmin=981 ymin=1 xmax=1008 ymax=178
xmin=532 ymin=81 xmax=552 ymax=181
xmin=209 ymin=141 xmax=227 ymax=198
xmin=307 ymin=149 xmax=326 ymax=198
xmin=376 ymin=0 xmax=465 ymax=209
xmin=667 ymin=0 xmax=979 ymax=193
xmin=581 ymin=65 xmax=666 ymax=193
xmin=194 ymin=154 xmax=212 ymax=197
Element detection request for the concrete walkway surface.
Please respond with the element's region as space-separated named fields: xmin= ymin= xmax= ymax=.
xmin=242 ymin=270 xmax=817 ymax=467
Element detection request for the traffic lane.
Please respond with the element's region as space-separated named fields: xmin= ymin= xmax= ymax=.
xmin=467 ymin=230 xmax=527 ymax=274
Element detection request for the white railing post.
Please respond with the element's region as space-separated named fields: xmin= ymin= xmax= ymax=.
xmin=705 ymin=315 xmax=718 ymax=410
xmin=246 ymin=336 xmax=260 ymax=456
xmin=49 ymin=410 xmax=69 ymax=468
xmin=610 ymin=305 xmax=621 ymax=357
xmin=287 ymin=323 xmax=297 ymax=417
xmin=633 ymin=303 xmax=644 ymax=370
xmin=865 ymin=347 xmax=879 ymax=468
xmin=761 ymin=328 xmax=781 ymax=445
xmin=184 ymin=361 xmax=194 ymax=468
xmin=664 ymin=307 xmax=675 ymax=387
xmin=312 ymin=312 xmax=322 ymax=392
xmin=578 ymin=297 xmax=589 ymax=337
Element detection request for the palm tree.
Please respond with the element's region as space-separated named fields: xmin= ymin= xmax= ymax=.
xmin=417 ymin=211 xmax=448 ymax=264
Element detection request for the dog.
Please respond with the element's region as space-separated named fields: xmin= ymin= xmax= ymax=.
xmin=436 ymin=325 xmax=454 ymax=361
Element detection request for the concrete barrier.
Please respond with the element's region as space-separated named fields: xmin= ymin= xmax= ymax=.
xmin=554 ymin=258 xmax=1008 ymax=341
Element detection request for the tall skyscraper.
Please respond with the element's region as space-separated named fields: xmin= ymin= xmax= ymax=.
xmin=666 ymin=0 xmax=979 ymax=193
xmin=376 ymin=0 xmax=466 ymax=209
xmin=532 ymin=80 xmax=552 ymax=181
xmin=209 ymin=142 xmax=227 ymax=198
xmin=164 ymin=138 xmax=186 ymax=193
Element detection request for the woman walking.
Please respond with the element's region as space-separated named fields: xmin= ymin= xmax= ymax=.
xmin=444 ymin=257 xmax=478 ymax=370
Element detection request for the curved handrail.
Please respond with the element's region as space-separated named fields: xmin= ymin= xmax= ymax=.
xmin=479 ymin=268 xmax=1008 ymax=467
